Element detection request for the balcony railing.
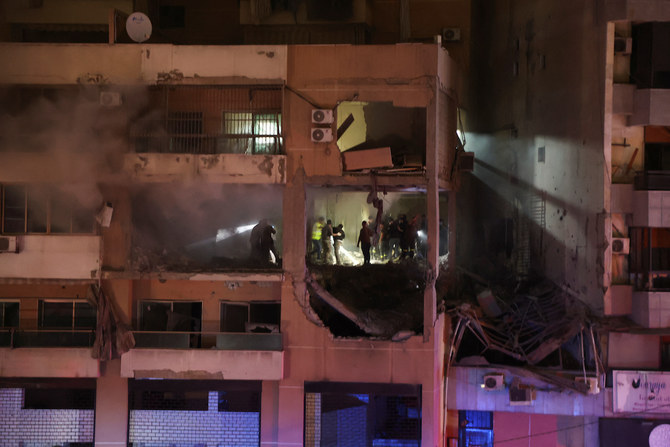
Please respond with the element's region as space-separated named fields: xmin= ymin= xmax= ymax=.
xmin=131 ymin=331 xmax=283 ymax=351
xmin=634 ymin=171 xmax=670 ymax=190
xmin=0 ymin=329 xmax=95 ymax=348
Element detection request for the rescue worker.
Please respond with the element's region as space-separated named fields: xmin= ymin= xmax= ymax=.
xmin=310 ymin=217 xmax=325 ymax=263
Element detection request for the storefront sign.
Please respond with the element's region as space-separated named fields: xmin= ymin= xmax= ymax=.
xmin=614 ymin=371 xmax=670 ymax=413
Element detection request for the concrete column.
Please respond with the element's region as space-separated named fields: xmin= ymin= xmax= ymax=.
xmin=424 ymin=80 xmax=440 ymax=340
xmin=94 ymin=359 xmax=128 ymax=447
xmin=261 ymin=380 xmax=279 ymax=446
xmin=277 ymin=382 xmax=305 ymax=447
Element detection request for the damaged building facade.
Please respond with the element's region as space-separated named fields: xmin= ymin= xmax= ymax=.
xmin=0 ymin=39 xmax=462 ymax=446
xmin=448 ymin=1 xmax=670 ymax=447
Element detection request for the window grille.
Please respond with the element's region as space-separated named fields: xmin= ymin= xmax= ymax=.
xmin=304 ymin=382 xmax=421 ymax=447
xmin=131 ymin=85 xmax=283 ymax=155
xmin=458 ymin=410 xmax=493 ymax=447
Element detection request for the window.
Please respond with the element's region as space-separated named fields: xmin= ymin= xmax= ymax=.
xmin=0 ymin=301 xmax=19 ymax=327
xmin=38 ymin=300 xmax=96 ymax=329
xmin=1 ymin=184 xmax=95 ymax=234
xmin=220 ymin=301 xmax=280 ymax=333
xmin=139 ymin=301 xmax=202 ymax=332
xmin=167 ymin=111 xmax=204 ymax=152
xmin=304 ymin=382 xmax=421 ymax=447
xmin=458 ymin=410 xmax=493 ymax=447
xmin=220 ymin=112 xmax=282 ymax=154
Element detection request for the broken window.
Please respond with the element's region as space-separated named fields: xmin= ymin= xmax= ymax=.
xmin=139 ymin=300 xmax=202 ymax=332
xmin=220 ymin=301 xmax=280 ymax=333
xmin=1 ymin=184 xmax=95 ymax=234
xmin=38 ymin=299 xmax=96 ymax=330
xmin=131 ymin=183 xmax=283 ymax=272
xmin=0 ymin=301 xmax=19 ymax=327
xmin=304 ymin=382 xmax=421 ymax=447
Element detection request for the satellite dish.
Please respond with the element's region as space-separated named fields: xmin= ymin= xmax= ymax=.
xmin=650 ymin=424 xmax=670 ymax=447
xmin=126 ymin=12 xmax=152 ymax=43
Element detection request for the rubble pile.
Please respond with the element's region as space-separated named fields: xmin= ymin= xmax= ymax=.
xmin=307 ymin=262 xmax=427 ymax=339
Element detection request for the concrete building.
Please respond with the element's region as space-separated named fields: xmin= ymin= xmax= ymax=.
xmin=448 ymin=1 xmax=670 ymax=446
xmin=0 ymin=1 xmax=468 ymax=444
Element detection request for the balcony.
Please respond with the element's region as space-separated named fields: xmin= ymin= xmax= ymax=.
xmin=0 ymin=235 xmax=100 ymax=280
xmin=123 ymin=152 xmax=286 ymax=184
xmin=121 ymin=331 xmax=284 ymax=380
xmin=0 ymin=329 xmax=95 ymax=348
xmin=0 ymin=330 xmax=99 ymax=378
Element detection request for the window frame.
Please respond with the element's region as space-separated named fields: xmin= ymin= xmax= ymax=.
xmin=37 ymin=299 xmax=96 ymax=330
xmin=220 ymin=300 xmax=281 ymax=333
xmin=221 ymin=110 xmax=283 ymax=155
xmin=138 ymin=300 xmax=203 ymax=332
xmin=0 ymin=300 xmax=20 ymax=328
xmin=1 ymin=184 xmax=96 ymax=235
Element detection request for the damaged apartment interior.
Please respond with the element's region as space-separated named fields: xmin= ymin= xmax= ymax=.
xmin=2 ymin=1 xmax=670 ymax=447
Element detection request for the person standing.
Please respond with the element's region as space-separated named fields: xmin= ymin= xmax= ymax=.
xmin=333 ymin=224 xmax=345 ymax=265
xmin=310 ymin=217 xmax=325 ymax=263
xmin=321 ymin=219 xmax=334 ymax=264
xmin=357 ymin=220 xmax=374 ymax=265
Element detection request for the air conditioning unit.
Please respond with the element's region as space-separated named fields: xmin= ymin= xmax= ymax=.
xmin=99 ymin=91 xmax=122 ymax=107
xmin=442 ymin=27 xmax=461 ymax=42
xmin=312 ymin=109 xmax=334 ymax=124
xmin=614 ymin=37 xmax=632 ymax=55
xmin=576 ymin=376 xmax=600 ymax=395
xmin=509 ymin=387 xmax=535 ymax=406
xmin=482 ymin=373 xmax=505 ymax=391
xmin=311 ymin=128 xmax=333 ymax=143
xmin=612 ymin=237 xmax=630 ymax=254
xmin=0 ymin=236 xmax=18 ymax=253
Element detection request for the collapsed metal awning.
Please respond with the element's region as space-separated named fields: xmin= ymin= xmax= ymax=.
xmin=447 ymin=278 xmax=605 ymax=395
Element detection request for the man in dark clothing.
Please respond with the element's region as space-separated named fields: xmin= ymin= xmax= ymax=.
xmin=261 ymin=224 xmax=278 ymax=264
xmin=400 ymin=215 xmax=418 ymax=259
xmin=249 ymin=219 xmax=268 ymax=262
xmin=333 ymin=224 xmax=345 ymax=265
xmin=357 ymin=220 xmax=374 ymax=265
xmin=321 ymin=219 xmax=334 ymax=265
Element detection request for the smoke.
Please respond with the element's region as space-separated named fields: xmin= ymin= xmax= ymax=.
xmin=132 ymin=182 xmax=283 ymax=263
xmin=0 ymin=85 xmax=150 ymax=210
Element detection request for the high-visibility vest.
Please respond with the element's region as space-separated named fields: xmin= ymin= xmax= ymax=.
xmin=312 ymin=221 xmax=324 ymax=240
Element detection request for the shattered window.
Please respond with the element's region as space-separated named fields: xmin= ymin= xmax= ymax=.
xmin=1 ymin=184 xmax=95 ymax=234
xmin=139 ymin=300 xmax=202 ymax=332
xmin=221 ymin=112 xmax=282 ymax=154
xmin=220 ymin=301 xmax=280 ymax=333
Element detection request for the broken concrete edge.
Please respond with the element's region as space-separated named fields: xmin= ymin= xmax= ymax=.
xmin=289 ymin=270 xmax=325 ymax=329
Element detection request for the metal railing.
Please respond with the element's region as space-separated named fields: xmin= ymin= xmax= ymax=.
xmin=0 ymin=329 xmax=283 ymax=351
xmin=131 ymin=330 xmax=282 ymax=351
xmin=0 ymin=329 xmax=95 ymax=348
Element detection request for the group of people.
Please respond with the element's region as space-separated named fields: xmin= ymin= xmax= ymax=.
xmin=310 ymin=217 xmax=346 ymax=265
